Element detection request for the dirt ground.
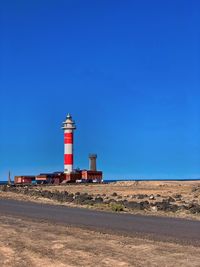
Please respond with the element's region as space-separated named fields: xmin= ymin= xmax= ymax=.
xmin=0 ymin=215 xmax=200 ymax=267
xmin=44 ymin=180 xmax=200 ymax=198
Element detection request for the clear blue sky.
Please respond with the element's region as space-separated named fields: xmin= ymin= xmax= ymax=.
xmin=0 ymin=0 xmax=200 ymax=180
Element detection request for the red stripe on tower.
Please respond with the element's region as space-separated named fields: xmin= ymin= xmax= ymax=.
xmin=64 ymin=154 xmax=73 ymax=165
xmin=64 ymin=133 xmax=73 ymax=144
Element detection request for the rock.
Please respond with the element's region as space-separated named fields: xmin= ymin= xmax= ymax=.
xmin=131 ymin=195 xmax=137 ymax=199
xmin=41 ymin=190 xmax=51 ymax=198
xmin=94 ymin=197 xmax=103 ymax=204
xmin=187 ymin=203 xmax=200 ymax=214
xmin=179 ymin=205 xmax=187 ymax=211
xmin=137 ymin=194 xmax=148 ymax=199
xmin=85 ymin=199 xmax=95 ymax=205
xmin=169 ymin=204 xmax=180 ymax=212
xmin=140 ymin=201 xmax=150 ymax=210
xmin=151 ymin=206 xmax=158 ymax=212
xmin=64 ymin=195 xmax=74 ymax=202
xmin=104 ymin=199 xmax=117 ymax=204
xmin=74 ymin=193 xmax=93 ymax=204
xmin=153 ymin=200 xmax=179 ymax=212
xmin=166 ymin=196 xmax=176 ymax=203
xmin=149 ymin=195 xmax=155 ymax=200
xmin=172 ymin=194 xmax=182 ymax=200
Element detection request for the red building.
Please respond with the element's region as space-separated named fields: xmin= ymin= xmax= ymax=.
xmin=81 ymin=170 xmax=103 ymax=182
xmin=14 ymin=176 xmax=35 ymax=184
xmin=63 ymin=171 xmax=82 ymax=183
xmin=35 ymin=172 xmax=65 ymax=184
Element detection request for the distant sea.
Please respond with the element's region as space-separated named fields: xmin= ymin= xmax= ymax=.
xmin=0 ymin=181 xmax=8 ymax=185
xmin=103 ymin=178 xmax=200 ymax=183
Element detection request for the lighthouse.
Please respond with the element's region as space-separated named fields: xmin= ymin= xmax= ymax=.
xmin=14 ymin=113 xmax=103 ymax=185
xmin=62 ymin=114 xmax=76 ymax=174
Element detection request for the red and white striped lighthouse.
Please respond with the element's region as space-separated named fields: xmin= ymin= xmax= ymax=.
xmin=62 ymin=114 xmax=76 ymax=174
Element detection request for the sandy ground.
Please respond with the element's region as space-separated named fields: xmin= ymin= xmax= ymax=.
xmin=0 ymin=215 xmax=200 ymax=267
xmin=47 ymin=180 xmax=200 ymax=198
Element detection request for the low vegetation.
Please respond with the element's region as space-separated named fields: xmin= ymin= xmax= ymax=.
xmin=110 ymin=203 xmax=124 ymax=212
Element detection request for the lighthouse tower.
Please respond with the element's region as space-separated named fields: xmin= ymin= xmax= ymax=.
xmin=62 ymin=114 xmax=76 ymax=174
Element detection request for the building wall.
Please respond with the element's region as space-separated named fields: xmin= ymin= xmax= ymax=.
xmin=36 ymin=173 xmax=66 ymax=184
xmin=81 ymin=171 xmax=103 ymax=181
xmin=64 ymin=172 xmax=82 ymax=182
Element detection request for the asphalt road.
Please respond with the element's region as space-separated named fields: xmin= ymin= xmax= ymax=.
xmin=1 ymin=198 xmax=200 ymax=245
